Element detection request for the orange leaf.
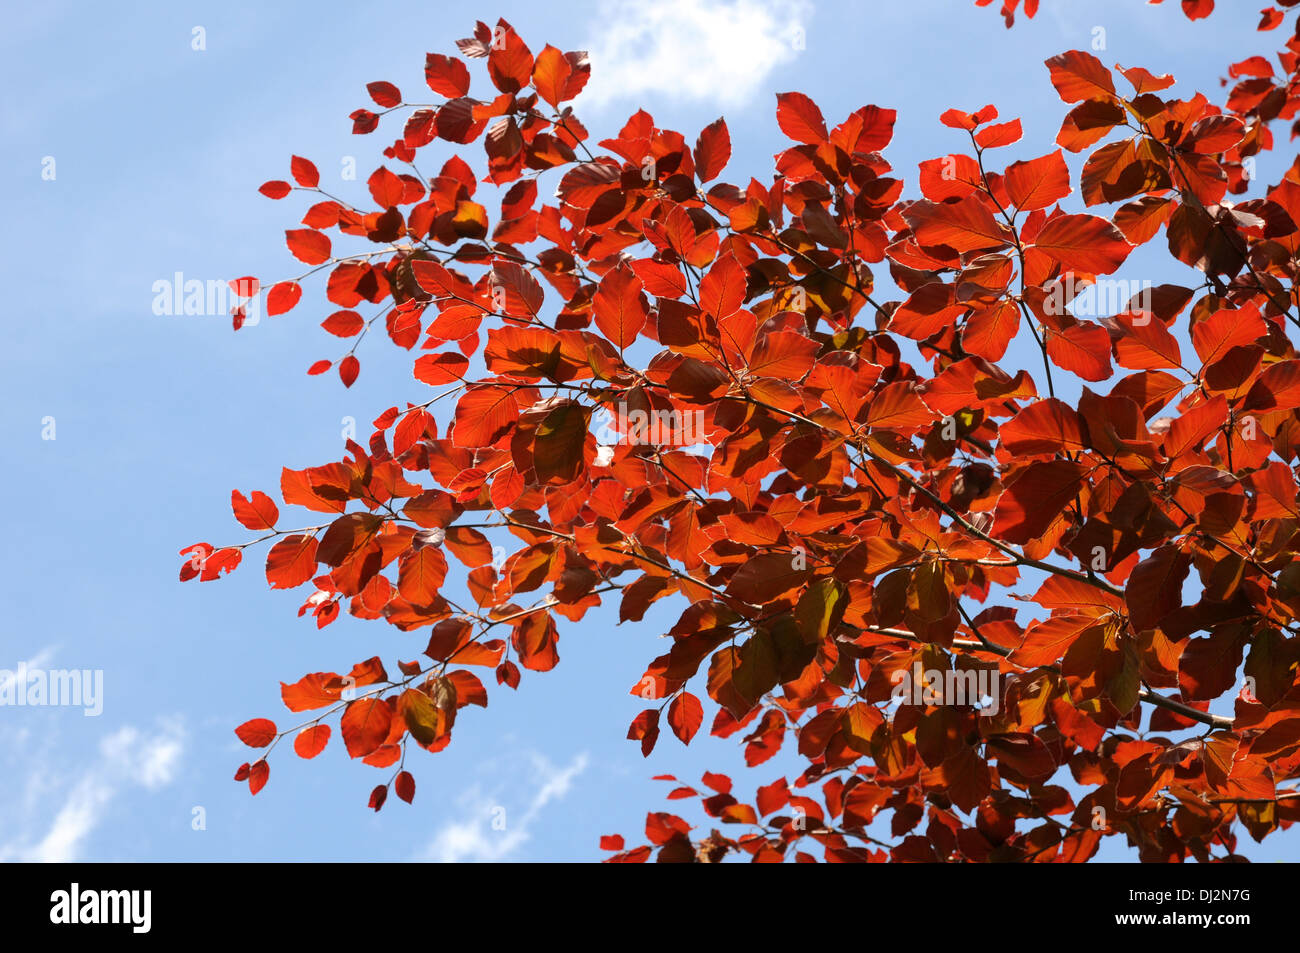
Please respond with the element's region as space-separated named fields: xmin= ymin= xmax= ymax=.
xmin=395 ymin=770 xmax=416 ymax=804
xmin=286 ymin=229 xmax=331 ymax=265
xmin=398 ymin=546 xmax=449 ymax=606
xmin=903 ymin=196 xmax=1010 ymax=253
xmin=1032 ymin=214 xmax=1132 ymax=274
xmin=694 ymin=118 xmax=731 ymax=182
xmin=265 ymin=535 xmax=318 ymax=589
xmin=293 ymin=725 xmax=331 ymax=758
xmin=1004 ymin=150 xmax=1071 ymax=210
xmin=866 ymin=382 xmax=935 ymax=432
xmin=232 ymin=489 xmax=279 ymax=530
xmin=1045 ymin=49 xmax=1116 ymax=103
xmin=531 ymin=45 xmax=572 ymax=107
xmin=699 ymin=255 xmax=747 ymax=320
xmin=248 ymin=760 xmax=269 ymax=796
xmin=235 ymin=718 xmax=277 ymax=747
xmin=453 ymin=386 xmax=519 ymax=447
xmin=593 ymin=263 xmax=648 ymax=349
xmin=775 ymin=91 xmax=828 ymax=144
xmin=999 ymin=398 xmax=1088 ymax=455
xmin=266 ymin=281 xmax=301 ymax=316
xmin=340 ymin=698 xmax=393 ymax=759
xmin=280 ymin=673 xmax=343 ymax=712
xmin=1046 ymin=322 xmax=1113 ymax=381
xmin=667 ymin=692 xmax=704 ymax=744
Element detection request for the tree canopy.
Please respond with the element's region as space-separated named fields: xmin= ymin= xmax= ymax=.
xmin=186 ymin=1 xmax=1300 ymax=861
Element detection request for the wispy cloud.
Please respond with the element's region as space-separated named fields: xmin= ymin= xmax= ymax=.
xmin=581 ymin=0 xmax=812 ymax=109
xmin=420 ymin=750 xmax=589 ymax=862
xmin=0 ymin=720 xmax=184 ymax=862
xmin=0 ymin=646 xmax=56 ymax=696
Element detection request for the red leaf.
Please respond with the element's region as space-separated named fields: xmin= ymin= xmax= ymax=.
xmin=259 ymin=180 xmax=291 ymax=199
xmin=726 ymin=552 xmax=810 ymax=604
xmin=267 ymin=281 xmax=302 ymax=316
xmin=1192 ymin=305 xmax=1265 ymax=365
xmin=487 ymin=22 xmax=534 ymax=94
xmin=228 ymin=276 xmax=260 ymax=299
xmin=962 ymin=300 xmax=1020 ymax=361
xmin=398 ymin=546 xmax=449 ymax=605
xmin=992 ymin=460 xmax=1086 ymax=543
xmin=531 ymin=45 xmax=573 ymax=107
xmin=698 ymin=255 xmax=747 ymax=319
xmin=368 ymin=166 xmax=405 ymax=208
xmin=366 ymin=81 xmax=402 ymax=107
xmin=999 ymin=398 xmax=1087 ymax=455
xmin=512 ymin=612 xmax=560 ymax=672
xmin=628 ymin=708 xmax=661 ymax=757
xmin=1127 ymin=545 xmax=1190 ymax=632
xmin=321 ymin=310 xmax=365 ymax=338
xmin=702 ymin=771 xmax=732 ymax=794
xmin=286 ymin=229 xmax=331 ymax=265
xmin=231 ymin=489 xmax=279 ymax=530
xmin=776 ymin=91 xmax=828 ymax=144
xmin=694 ymin=118 xmax=731 ymax=182
xmin=1114 ymin=316 xmax=1183 ymax=371
xmin=866 ymin=382 xmax=936 ymax=431
xmin=1004 ymin=150 xmax=1071 ymax=210
xmin=415 ymin=351 xmax=471 ymax=385
xmin=338 ymin=355 xmax=360 ymax=388
xmin=248 ymin=760 xmax=269 ymax=796
xmin=341 ymin=698 xmax=393 ymax=759
xmin=593 ymin=263 xmax=648 ymax=349
xmin=975 ymin=118 xmax=1023 ymax=148
xmin=235 ymin=718 xmax=277 ymax=747
xmin=293 ymin=725 xmax=330 ymax=759
xmin=667 ymin=692 xmax=703 ymax=744
xmin=748 ymin=330 xmax=819 ymax=378
xmin=395 ymin=770 xmax=416 ymax=803
xmin=425 ymin=53 xmax=471 ymax=97
xmin=265 ymin=535 xmax=318 ymax=589
xmin=1045 ymin=50 xmax=1116 ymax=103
xmin=1032 ymin=214 xmax=1132 ymax=274
xmin=281 ymin=673 xmax=342 ymax=712
xmin=453 ymin=387 xmax=519 ymax=447
xmin=1244 ymin=359 xmax=1300 ymax=411
xmin=1046 ymin=322 xmax=1113 ymax=381
xmin=496 ymin=660 xmax=521 ymax=689
xmin=290 ymin=156 xmax=319 ymax=188
xmin=903 ymin=196 xmax=1010 ymax=253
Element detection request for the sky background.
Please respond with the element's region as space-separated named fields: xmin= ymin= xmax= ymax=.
xmin=2 ymin=0 xmax=1296 ymax=862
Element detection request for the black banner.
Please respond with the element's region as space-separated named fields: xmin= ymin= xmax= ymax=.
xmin=0 ymin=861 xmax=1286 ymax=938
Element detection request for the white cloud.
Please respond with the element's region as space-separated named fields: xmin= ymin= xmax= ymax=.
xmin=0 ymin=646 xmax=56 ymax=696
xmin=100 ymin=724 xmax=184 ymax=790
xmin=581 ymin=0 xmax=812 ymax=108
xmin=19 ymin=777 xmax=115 ymax=863
xmin=420 ymin=751 xmax=589 ymax=862
xmin=0 ymin=719 xmax=184 ymax=862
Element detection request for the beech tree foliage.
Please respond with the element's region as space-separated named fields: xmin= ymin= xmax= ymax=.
xmin=185 ymin=2 xmax=1300 ymax=861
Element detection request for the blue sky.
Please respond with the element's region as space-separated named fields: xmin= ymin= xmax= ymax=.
xmin=2 ymin=0 xmax=1296 ymax=862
